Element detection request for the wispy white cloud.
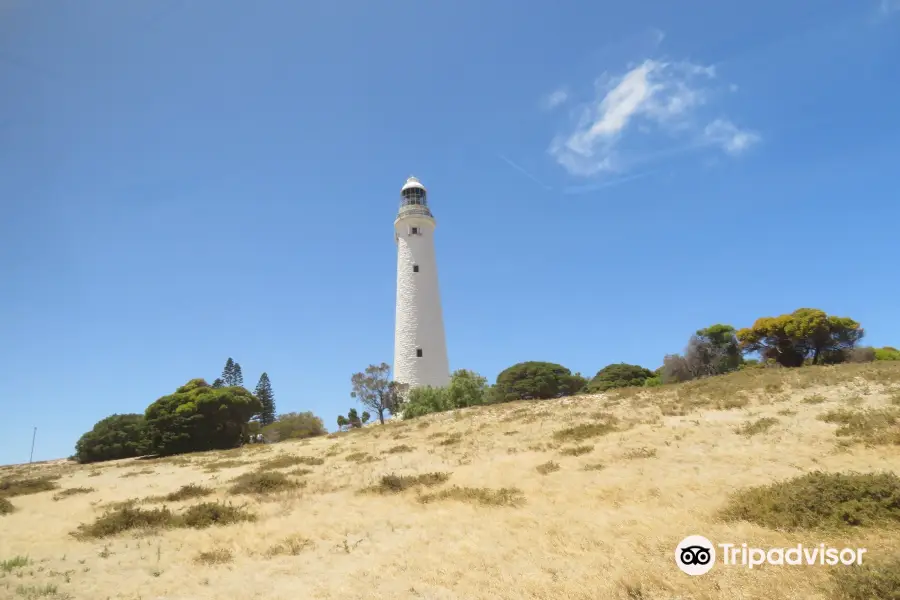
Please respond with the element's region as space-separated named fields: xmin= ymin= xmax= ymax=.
xmin=498 ymin=155 xmax=552 ymax=190
xmin=547 ymin=56 xmax=758 ymax=177
xmin=703 ymin=119 xmax=760 ymax=155
xmin=542 ymin=88 xmax=569 ymax=110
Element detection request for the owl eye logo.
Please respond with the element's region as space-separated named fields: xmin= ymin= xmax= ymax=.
xmin=675 ymin=536 xmax=716 ymax=575
xmin=680 ymin=545 xmax=712 ymax=565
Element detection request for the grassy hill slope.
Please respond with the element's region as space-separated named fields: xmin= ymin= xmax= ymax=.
xmin=1 ymin=362 xmax=899 ymax=600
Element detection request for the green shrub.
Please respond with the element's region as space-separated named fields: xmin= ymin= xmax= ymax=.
xmin=874 ymin=347 xmax=900 ymax=361
xmin=228 ymin=472 xmax=300 ymax=495
xmin=385 ymin=444 xmax=415 ymax=454
xmin=73 ymin=505 xmax=176 ymax=539
xmin=0 ymin=475 xmax=58 ymax=498
xmin=0 ymin=497 xmax=13 ymax=515
xmin=74 ymin=413 xmax=149 ymax=464
xmin=586 ymin=363 xmax=654 ymax=392
xmin=260 ymin=412 xmax=326 ymax=442
xmin=402 ymin=370 xmax=490 ymax=419
xmin=161 ymin=484 xmax=213 ymax=502
xmin=180 ymin=502 xmax=256 ymax=528
xmin=559 ymin=445 xmax=593 ymax=456
xmin=0 ymin=556 xmax=29 ymax=572
xmin=818 ymin=408 xmax=899 ymax=445
xmin=830 ymin=555 xmax=900 ymax=600
xmin=52 ymin=487 xmax=94 ymax=501
xmin=735 ymin=417 xmax=779 ymax=436
xmin=365 ymin=472 xmax=451 ymax=494
xmin=258 ymin=454 xmax=308 ymax=471
xmin=535 ymin=461 xmax=560 ymax=475
xmin=418 ymin=486 xmax=525 ymax=507
xmin=553 ymin=414 xmax=618 ymax=443
xmin=144 ymin=379 xmax=262 ymax=456
xmin=720 ymin=471 xmax=900 ymax=530
xmin=492 ymin=362 xmax=584 ymax=403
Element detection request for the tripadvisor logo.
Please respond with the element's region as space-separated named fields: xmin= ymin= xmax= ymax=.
xmin=675 ymin=535 xmax=867 ymax=575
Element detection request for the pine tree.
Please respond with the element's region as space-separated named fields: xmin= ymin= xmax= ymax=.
xmin=254 ymin=372 xmax=276 ymax=426
xmin=222 ymin=358 xmax=236 ymax=386
xmin=233 ymin=362 xmax=244 ymax=388
xmin=212 ymin=378 xmax=224 ymax=388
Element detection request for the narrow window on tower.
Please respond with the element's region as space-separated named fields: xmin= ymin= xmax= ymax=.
xmin=416 ymin=348 xmax=423 ymax=358
xmin=412 ymin=265 xmax=419 ymax=273
xmin=410 ymin=227 xmax=419 ymax=235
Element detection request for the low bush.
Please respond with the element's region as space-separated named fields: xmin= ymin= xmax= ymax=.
xmin=365 ymin=472 xmax=452 ymax=494
xmin=418 ymin=486 xmax=525 ymax=507
xmin=830 ymin=554 xmax=900 ymax=600
xmin=52 ymin=487 xmax=94 ymax=501
xmin=720 ymin=471 xmax=900 ymax=530
xmin=735 ymin=417 xmax=779 ymax=436
xmin=228 ymin=472 xmax=300 ymax=495
xmin=0 ymin=475 xmax=59 ymax=498
xmin=536 ymin=461 xmax=560 ymax=475
xmin=161 ymin=484 xmax=213 ymax=502
xmin=72 ymin=501 xmax=256 ymax=539
xmin=553 ymin=414 xmax=618 ymax=443
xmin=181 ymin=502 xmax=256 ymax=528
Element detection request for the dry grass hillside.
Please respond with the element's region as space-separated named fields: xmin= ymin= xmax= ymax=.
xmin=2 ymin=362 xmax=900 ymax=600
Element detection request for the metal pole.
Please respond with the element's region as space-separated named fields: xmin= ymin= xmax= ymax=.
xmin=29 ymin=427 xmax=36 ymax=464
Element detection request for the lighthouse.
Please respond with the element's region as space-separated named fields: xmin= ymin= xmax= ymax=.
xmin=393 ymin=176 xmax=450 ymax=390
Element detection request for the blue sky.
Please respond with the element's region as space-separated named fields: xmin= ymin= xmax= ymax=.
xmin=2 ymin=0 xmax=899 ymax=465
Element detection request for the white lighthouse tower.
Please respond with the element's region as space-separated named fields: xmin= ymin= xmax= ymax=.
xmin=393 ymin=176 xmax=450 ymax=390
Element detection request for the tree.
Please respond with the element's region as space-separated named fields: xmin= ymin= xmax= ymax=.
xmin=222 ymin=358 xmax=236 ymax=386
xmin=336 ymin=415 xmax=348 ymax=431
xmin=254 ymin=373 xmax=276 ymax=426
xmin=695 ymin=324 xmax=743 ymax=373
xmin=875 ymin=347 xmax=900 ymax=361
xmin=361 ymin=411 xmax=371 ymax=425
xmin=492 ymin=361 xmax=582 ymax=403
xmin=350 ymin=363 xmax=408 ymax=425
xmin=212 ymin=378 xmax=225 ymax=388
xmin=445 ymin=369 xmax=490 ymax=408
xmin=347 ymin=408 xmax=362 ymax=428
xmin=74 ymin=414 xmax=148 ymax=464
xmin=144 ymin=378 xmax=262 ymax=456
xmin=232 ymin=362 xmax=244 ymax=387
xmin=260 ymin=411 xmax=326 ymax=442
xmin=586 ymin=363 xmax=654 ymax=392
xmin=737 ymin=308 xmax=864 ymax=367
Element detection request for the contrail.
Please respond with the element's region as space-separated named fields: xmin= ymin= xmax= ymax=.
xmin=561 ymin=170 xmax=656 ymax=194
xmin=498 ymin=154 xmax=552 ymax=191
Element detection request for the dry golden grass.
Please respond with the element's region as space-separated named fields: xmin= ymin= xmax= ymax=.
xmin=1 ymin=362 xmax=900 ymax=599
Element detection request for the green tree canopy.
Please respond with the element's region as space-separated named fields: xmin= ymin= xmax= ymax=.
xmin=254 ymin=372 xmax=276 ymax=426
xmin=696 ymin=324 xmax=743 ymax=373
xmin=260 ymin=411 xmax=325 ymax=442
xmin=875 ymin=347 xmax=900 ymax=361
xmin=74 ymin=414 xmax=148 ymax=464
xmin=737 ymin=308 xmax=864 ymax=367
xmin=350 ymin=363 xmax=407 ymax=424
xmin=222 ymin=358 xmax=236 ymax=385
xmin=493 ymin=361 xmax=583 ymax=402
xmin=401 ymin=369 xmax=491 ymax=419
xmin=144 ymin=378 xmax=262 ymax=456
xmin=586 ymin=363 xmax=654 ymax=392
